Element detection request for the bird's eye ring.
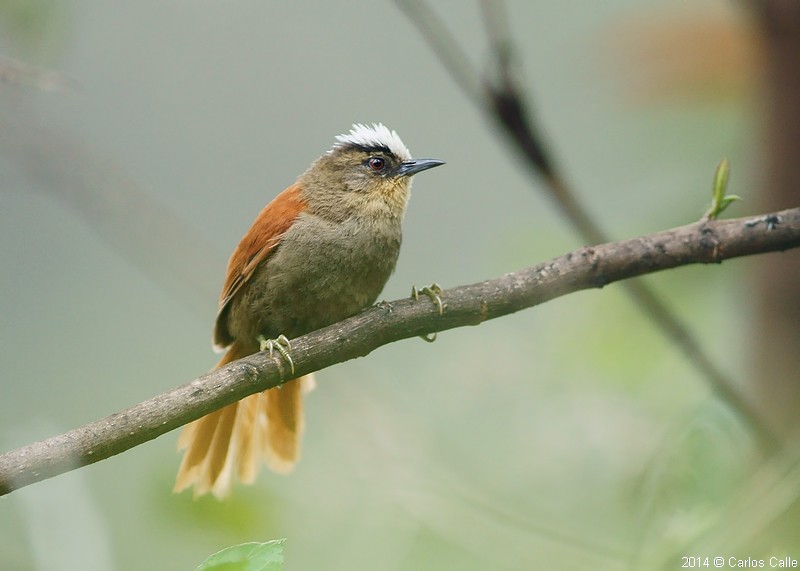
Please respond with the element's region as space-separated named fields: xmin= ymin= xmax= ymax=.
xmin=367 ymin=157 xmax=386 ymax=172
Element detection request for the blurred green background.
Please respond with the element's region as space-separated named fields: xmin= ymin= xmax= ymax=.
xmin=0 ymin=1 xmax=790 ymax=570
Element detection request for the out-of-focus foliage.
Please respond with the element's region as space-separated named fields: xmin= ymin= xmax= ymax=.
xmin=194 ymin=540 xmax=284 ymax=571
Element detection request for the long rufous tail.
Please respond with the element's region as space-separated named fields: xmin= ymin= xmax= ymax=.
xmin=174 ymin=341 xmax=314 ymax=499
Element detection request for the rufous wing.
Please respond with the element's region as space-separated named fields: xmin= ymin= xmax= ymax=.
xmin=213 ymin=183 xmax=307 ymax=350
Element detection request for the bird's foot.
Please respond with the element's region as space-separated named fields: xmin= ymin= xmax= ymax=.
xmin=257 ymin=334 xmax=296 ymax=377
xmin=411 ymin=283 xmax=444 ymax=315
xmin=411 ymin=283 xmax=445 ymax=343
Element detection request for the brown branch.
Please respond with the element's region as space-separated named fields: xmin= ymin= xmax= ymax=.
xmin=1 ymin=208 xmax=798 ymax=496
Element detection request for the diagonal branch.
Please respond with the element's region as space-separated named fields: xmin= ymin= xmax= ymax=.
xmin=397 ymin=0 xmax=773 ymax=452
xmin=1 ymin=208 xmax=799 ymax=496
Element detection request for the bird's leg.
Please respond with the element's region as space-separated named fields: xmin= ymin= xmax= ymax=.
xmin=411 ymin=283 xmax=445 ymax=342
xmin=257 ymin=334 xmax=296 ymax=377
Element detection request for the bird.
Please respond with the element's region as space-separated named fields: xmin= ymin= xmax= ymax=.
xmin=174 ymin=123 xmax=444 ymax=498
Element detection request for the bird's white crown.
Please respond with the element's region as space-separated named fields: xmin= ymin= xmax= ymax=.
xmin=332 ymin=123 xmax=411 ymax=161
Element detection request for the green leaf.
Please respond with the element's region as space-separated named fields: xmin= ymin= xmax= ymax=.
xmin=718 ymin=195 xmax=741 ymax=210
xmin=712 ymin=158 xmax=730 ymax=204
xmin=194 ymin=540 xmax=285 ymax=571
xmin=702 ymin=158 xmax=741 ymax=220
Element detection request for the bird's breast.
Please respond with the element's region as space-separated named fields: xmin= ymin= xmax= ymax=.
xmin=227 ymin=213 xmax=402 ymax=342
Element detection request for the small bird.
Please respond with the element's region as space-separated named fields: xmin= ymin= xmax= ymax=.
xmin=174 ymin=124 xmax=444 ymax=498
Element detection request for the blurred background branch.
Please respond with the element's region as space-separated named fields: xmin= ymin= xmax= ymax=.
xmin=397 ymin=0 xmax=780 ymax=453
xmin=746 ymin=0 xmax=800 ymax=439
xmin=0 ymin=107 xmax=221 ymax=315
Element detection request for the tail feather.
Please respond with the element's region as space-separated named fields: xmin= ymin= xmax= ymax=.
xmin=233 ymin=391 xmax=263 ymax=484
xmin=174 ymin=341 xmax=314 ymax=499
xmin=264 ymin=379 xmax=304 ymax=473
xmin=199 ymin=403 xmax=237 ymax=494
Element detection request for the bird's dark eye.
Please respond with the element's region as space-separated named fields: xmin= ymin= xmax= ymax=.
xmin=367 ymin=156 xmax=386 ymax=172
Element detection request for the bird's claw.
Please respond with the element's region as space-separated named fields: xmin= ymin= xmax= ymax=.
xmin=411 ymin=283 xmax=444 ymax=315
xmin=419 ymin=331 xmax=438 ymax=343
xmin=257 ymin=334 xmax=295 ymax=377
xmin=411 ymin=283 xmax=445 ymax=343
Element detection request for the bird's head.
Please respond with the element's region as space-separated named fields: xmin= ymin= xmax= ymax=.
xmin=300 ymin=123 xmax=444 ymax=221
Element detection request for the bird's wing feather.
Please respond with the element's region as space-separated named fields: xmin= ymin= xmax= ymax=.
xmin=213 ymin=183 xmax=306 ymax=349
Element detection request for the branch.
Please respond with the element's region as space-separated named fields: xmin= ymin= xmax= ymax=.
xmin=2 ymin=208 xmax=799 ymax=496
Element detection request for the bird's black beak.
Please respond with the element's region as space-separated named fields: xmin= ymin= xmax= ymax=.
xmin=394 ymin=158 xmax=445 ymax=177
